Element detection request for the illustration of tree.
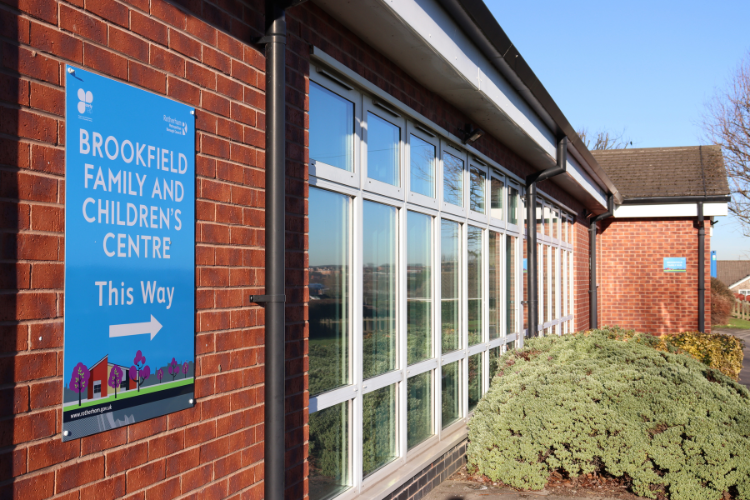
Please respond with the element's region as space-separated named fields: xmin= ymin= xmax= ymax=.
xmin=157 ymin=368 xmax=164 ymax=384
xmin=70 ymin=362 xmax=90 ymax=407
xmin=182 ymin=362 xmax=189 ymax=378
xmin=129 ymin=350 xmax=150 ymax=392
xmin=168 ymin=358 xmax=179 ymax=381
xmin=108 ymin=365 xmax=123 ymax=399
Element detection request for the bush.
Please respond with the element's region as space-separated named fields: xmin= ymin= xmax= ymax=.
xmin=711 ymin=277 xmax=734 ymax=326
xmin=467 ymin=332 xmax=750 ymax=500
xmin=669 ymin=331 xmax=745 ymax=381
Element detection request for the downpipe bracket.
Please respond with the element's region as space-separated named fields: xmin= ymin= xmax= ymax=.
xmin=249 ymin=294 xmax=287 ymax=304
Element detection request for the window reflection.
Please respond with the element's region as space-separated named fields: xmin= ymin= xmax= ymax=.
xmin=443 ymin=152 xmax=463 ymax=207
xmin=309 ymin=188 xmax=349 ymax=396
xmin=489 ymin=231 xmax=500 ymax=341
xmin=441 ymin=220 xmax=460 ymax=353
xmin=491 ymin=178 xmax=503 ymax=220
xmin=508 ymin=185 xmax=518 ymax=225
xmin=441 ymin=361 xmax=460 ymax=428
xmin=407 ymin=211 xmax=432 ymax=365
xmin=469 ymin=167 xmax=485 ymax=213
xmin=363 ymin=201 xmax=397 ymax=380
xmin=468 ymin=353 xmax=483 ymax=412
xmin=367 ymin=113 xmax=400 ymax=186
xmin=489 ymin=346 xmax=501 ymax=381
xmin=506 ymin=235 xmax=517 ymax=334
xmin=310 ymin=82 xmax=354 ymax=172
xmin=410 ymin=135 xmax=435 ymax=198
xmin=363 ymin=384 xmax=397 ymax=477
xmin=467 ymin=226 xmax=483 ymax=346
xmin=407 ymin=372 xmax=433 ymax=449
xmin=309 ymin=402 xmax=349 ymax=500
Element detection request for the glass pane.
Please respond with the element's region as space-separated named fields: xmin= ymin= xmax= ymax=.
xmin=441 ymin=361 xmax=460 ymax=428
xmin=508 ymin=185 xmax=518 ymax=225
xmin=543 ymin=205 xmax=551 ymax=237
xmin=538 ymin=244 xmax=544 ymax=325
xmin=467 ymin=226 xmax=483 ymax=346
xmin=488 ymin=231 xmax=501 ymax=341
xmin=562 ymin=251 xmax=567 ymax=320
xmin=363 ymin=384 xmax=397 ymax=477
xmin=491 ymin=178 xmax=503 ymax=220
xmin=551 ymin=247 xmax=557 ymax=320
xmin=309 ymin=188 xmax=349 ymax=396
xmin=468 ymin=353 xmax=483 ymax=412
xmin=407 ymin=372 xmax=433 ymax=449
xmin=443 ymin=152 xmax=463 ymax=207
xmin=469 ymin=166 xmax=485 ymax=213
xmin=441 ymin=220 xmax=460 ymax=353
xmin=507 ymin=235 xmax=517 ymax=334
xmin=363 ymin=201 xmax=397 ymax=380
xmin=410 ymin=135 xmax=435 ymax=198
xmin=553 ymin=208 xmax=560 ymax=240
xmin=310 ymin=82 xmax=353 ymax=172
xmin=309 ymin=402 xmax=349 ymax=500
xmin=407 ymin=211 xmax=432 ymax=365
xmin=367 ymin=112 xmax=400 ymax=186
xmin=536 ymin=202 xmax=543 ymax=235
xmin=489 ymin=346 xmax=501 ymax=381
xmin=543 ymin=246 xmax=549 ymax=323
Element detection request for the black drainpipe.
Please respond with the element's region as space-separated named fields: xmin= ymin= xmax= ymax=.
xmin=588 ymin=195 xmax=614 ymax=329
xmin=526 ymin=137 xmax=568 ymax=338
xmin=698 ymin=201 xmax=705 ymax=332
xmin=248 ymin=2 xmax=304 ymax=498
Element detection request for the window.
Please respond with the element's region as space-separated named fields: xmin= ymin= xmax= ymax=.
xmin=469 ymin=166 xmax=486 ymax=214
xmin=309 ymin=188 xmax=350 ymax=396
xmin=310 ymin=82 xmax=354 ymax=172
xmin=410 ymin=134 xmax=435 ymax=198
xmin=441 ymin=220 xmax=461 ymax=353
xmin=307 ymin=72 xmax=574 ymax=498
xmin=366 ymin=112 xmax=400 ymax=186
xmin=443 ymin=151 xmax=463 ymax=207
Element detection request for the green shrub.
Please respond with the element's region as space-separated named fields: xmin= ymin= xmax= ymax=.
xmin=669 ymin=331 xmax=745 ymax=381
xmin=467 ymin=332 xmax=750 ymax=500
xmin=584 ymin=326 xmax=744 ymax=381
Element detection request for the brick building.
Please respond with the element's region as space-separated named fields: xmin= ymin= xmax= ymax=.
xmin=593 ymin=146 xmax=729 ymax=335
xmin=0 ymin=1 xmax=727 ymax=500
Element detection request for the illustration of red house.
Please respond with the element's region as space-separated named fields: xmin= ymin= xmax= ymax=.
xmin=86 ymin=355 xmax=136 ymax=400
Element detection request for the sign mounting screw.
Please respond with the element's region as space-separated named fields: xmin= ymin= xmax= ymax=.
xmin=67 ymin=67 xmax=74 ymax=74
xmin=189 ymin=399 xmax=194 ymax=405
xmin=63 ymin=430 xmax=70 ymax=437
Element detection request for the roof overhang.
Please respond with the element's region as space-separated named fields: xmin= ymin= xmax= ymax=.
xmin=310 ymin=0 xmax=620 ymax=212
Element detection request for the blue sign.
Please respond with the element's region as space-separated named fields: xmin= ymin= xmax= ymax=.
xmin=663 ymin=257 xmax=687 ymax=273
xmin=63 ymin=67 xmax=195 ymax=441
xmin=711 ymin=250 xmax=717 ymax=278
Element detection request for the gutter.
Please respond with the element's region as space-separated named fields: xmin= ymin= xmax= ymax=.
xmin=621 ymin=195 xmax=730 ymax=205
xmin=434 ymin=0 xmax=622 ymax=206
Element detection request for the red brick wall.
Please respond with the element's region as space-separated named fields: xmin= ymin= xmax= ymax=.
xmin=598 ymin=218 xmax=711 ymax=335
xmin=0 ymin=0 xmax=314 ymax=496
xmin=573 ymin=214 xmax=590 ymax=332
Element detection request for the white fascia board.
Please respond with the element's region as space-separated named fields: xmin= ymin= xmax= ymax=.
xmin=564 ymin=154 xmax=607 ymax=208
xmin=613 ymin=203 xmax=728 ymax=218
xmin=387 ymin=0 xmax=556 ymax=157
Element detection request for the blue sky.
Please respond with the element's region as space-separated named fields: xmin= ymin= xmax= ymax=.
xmin=485 ymin=0 xmax=750 ymax=259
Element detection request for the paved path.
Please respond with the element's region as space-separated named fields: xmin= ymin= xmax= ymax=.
xmin=712 ymin=328 xmax=750 ymax=387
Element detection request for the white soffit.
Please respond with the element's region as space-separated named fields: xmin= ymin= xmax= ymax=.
xmin=311 ymin=0 xmax=608 ymax=210
xmin=614 ymin=203 xmax=728 ymax=218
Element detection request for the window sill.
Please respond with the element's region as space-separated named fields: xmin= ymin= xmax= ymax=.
xmin=357 ymin=423 xmax=468 ymax=500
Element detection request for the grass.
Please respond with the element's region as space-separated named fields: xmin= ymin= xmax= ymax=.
xmin=64 ymin=378 xmax=193 ymax=411
xmin=714 ymin=316 xmax=750 ymax=329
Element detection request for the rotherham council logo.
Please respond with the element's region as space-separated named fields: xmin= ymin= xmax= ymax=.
xmin=77 ymin=89 xmax=93 ymax=114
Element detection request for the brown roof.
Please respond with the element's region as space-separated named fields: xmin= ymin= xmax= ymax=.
xmin=591 ymin=145 xmax=729 ymax=200
xmin=716 ymin=260 xmax=750 ymax=288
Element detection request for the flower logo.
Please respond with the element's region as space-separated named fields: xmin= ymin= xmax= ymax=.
xmin=77 ymin=88 xmax=93 ymax=114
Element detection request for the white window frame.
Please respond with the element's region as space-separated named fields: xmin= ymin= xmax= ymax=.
xmin=307 ymin=68 xmax=577 ymax=500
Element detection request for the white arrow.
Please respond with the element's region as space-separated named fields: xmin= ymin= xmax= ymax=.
xmin=109 ymin=315 xmax=163 ymax=340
